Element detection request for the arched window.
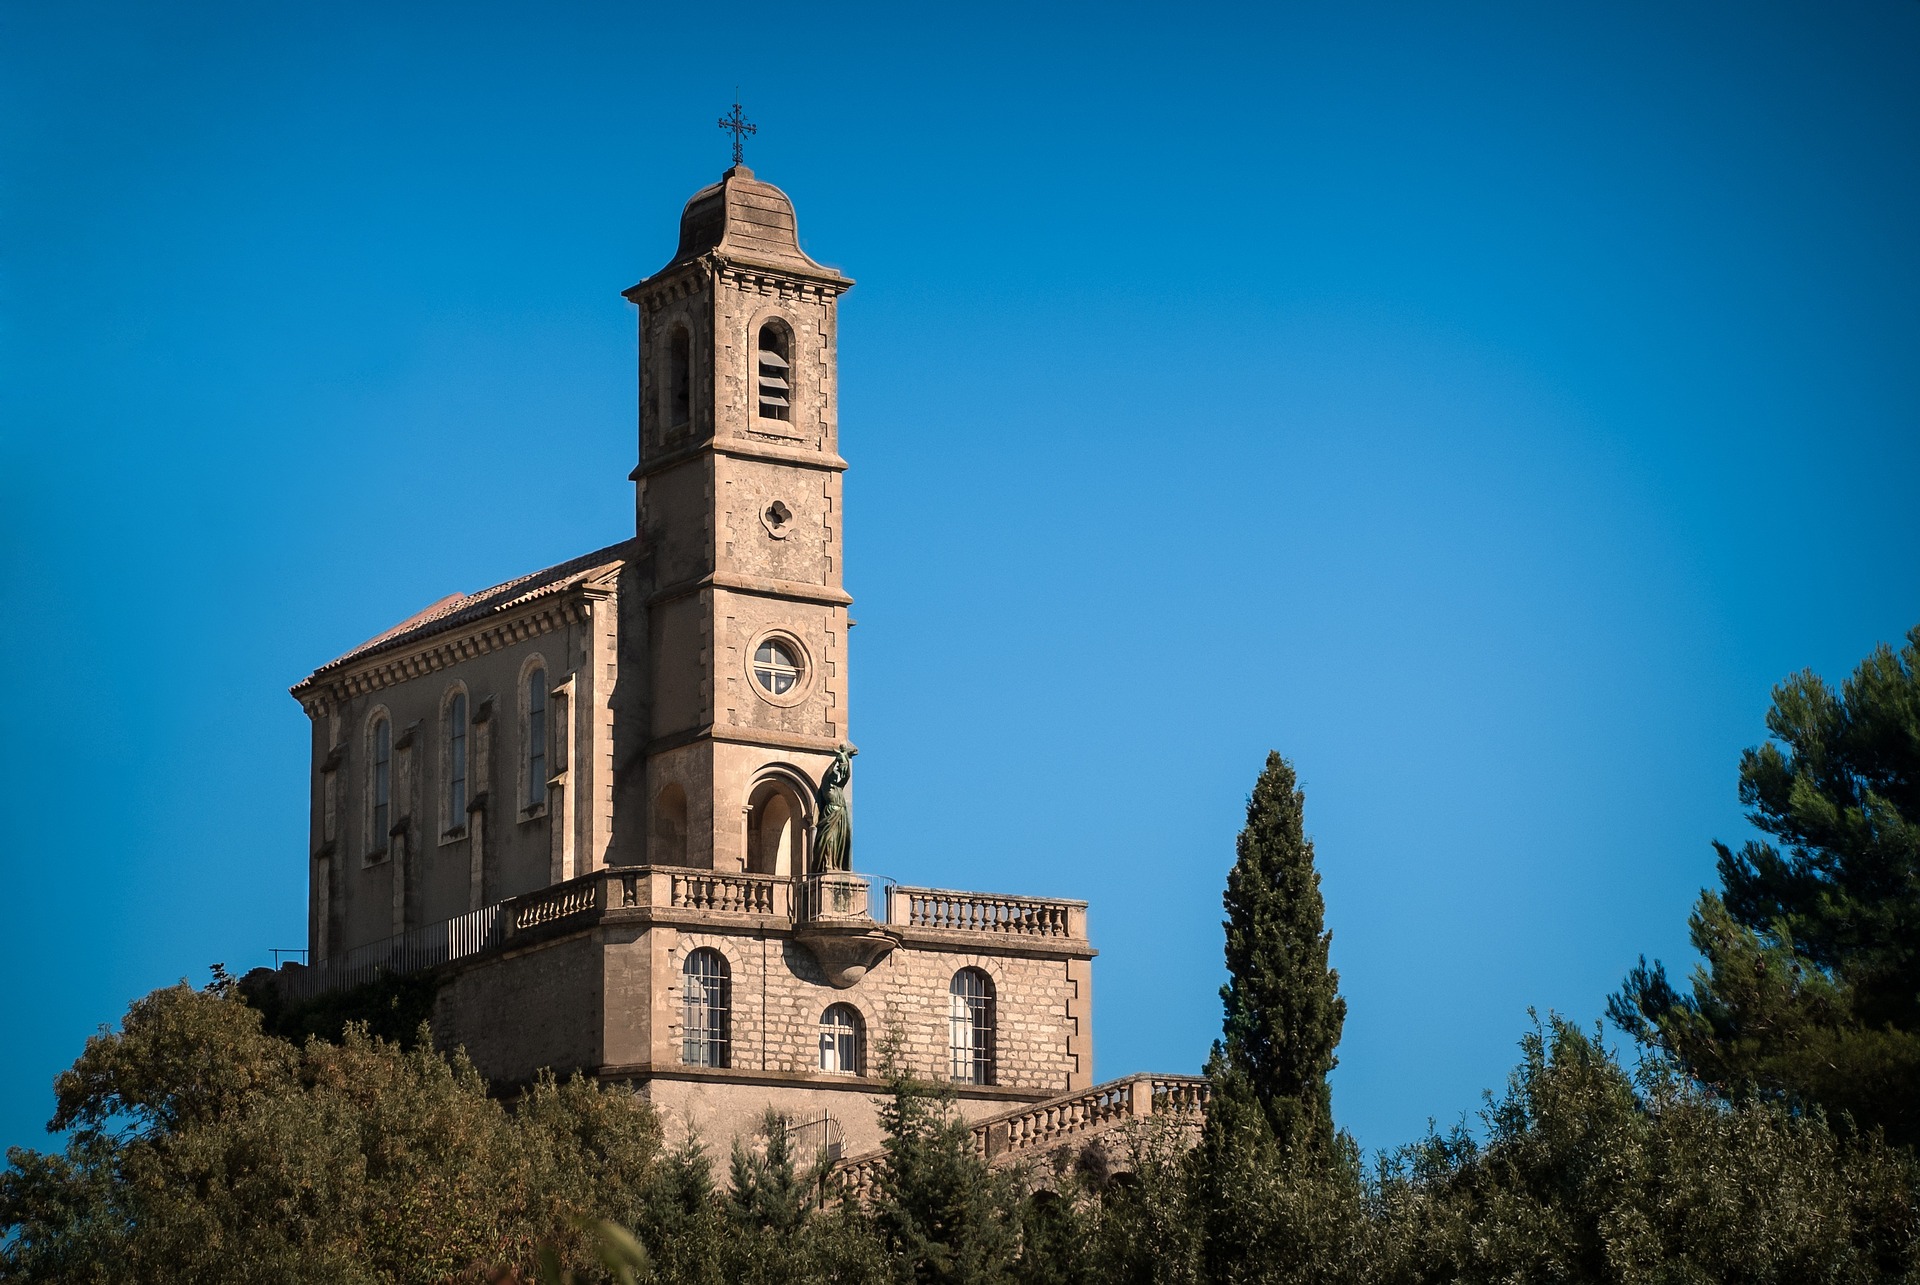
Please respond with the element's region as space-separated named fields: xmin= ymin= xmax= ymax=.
xmin=755 ymin=322 xmax=790 ymax=422
xmin=445 ymin=690 xmax=468 ymax=832
xmin=820 ymin=1003 xmax=864 ymax=1075
xmin=683 ymin=948 xmax=731 ymax=1068
xmin=949 ymin=968 xmax=996 ymax=1085
xmin=668 ymin=327 xmax=691 ymax=427
xmin=369 ymin=713 xmax=391 ymax=857
xmin=525 ymin=666 xmax=547 ymax=809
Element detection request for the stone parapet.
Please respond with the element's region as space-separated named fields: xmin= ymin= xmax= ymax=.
xmin=835 ymin=1073 xmax=1211 ymax=1200
xmin=280 ymin=866 xmax=1093 ymax=1000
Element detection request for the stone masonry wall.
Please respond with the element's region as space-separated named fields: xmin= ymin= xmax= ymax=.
xmin=434 ymin=934 xmax=603 ymax=1084
xmin=644 ymin=928 xmax=1086 ymax=1092
xmin=623 ymin=922 xmax=1089 ymax=1156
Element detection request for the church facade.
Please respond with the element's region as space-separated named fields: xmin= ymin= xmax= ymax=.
xmin=287 ymin=164 xmax=1096 ymax=1155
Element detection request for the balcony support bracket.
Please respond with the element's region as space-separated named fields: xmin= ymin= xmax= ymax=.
xmin=794 ymin=923 xmax=901 ymax=988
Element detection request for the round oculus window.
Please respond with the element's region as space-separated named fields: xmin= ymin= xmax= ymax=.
xmin=753 ymin=639 xmax=803 ymax=696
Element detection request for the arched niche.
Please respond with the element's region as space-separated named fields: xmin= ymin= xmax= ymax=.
xmin=744 ymin=773 xmax=810 ymax=876
xmin=653 ymin=782 xmax=690 ymax=867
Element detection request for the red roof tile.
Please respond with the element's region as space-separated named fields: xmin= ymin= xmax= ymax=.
xmin=293 ymin=540 xmax=631 ymax=694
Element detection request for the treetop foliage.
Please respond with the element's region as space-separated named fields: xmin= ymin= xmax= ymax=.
xmin=1612 ymin=624 xmax=1920 ymax=1146
xmin=1211 ymin=751 xmax=1347 ymax=1157
xmin=4 ymin=979 xmax=664 ymax=1283
xmin=9 ymin=625 xmax=1920 ymax=1281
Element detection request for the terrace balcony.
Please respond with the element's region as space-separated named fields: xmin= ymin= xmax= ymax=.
xmin=278 ymin=866 xmax=1089 ymax=1001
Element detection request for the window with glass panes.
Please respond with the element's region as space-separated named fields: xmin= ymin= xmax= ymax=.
xmin=948 ymin=968 xmax=995 ymax=1085
xmin=752 ymin=640 xmax=801 ymax=695
xmin=370 ymin=715 xmax=391 ymax=856
xmin=682 ymin=949 xmax=730 ymax=1068
xmin=446 ymin=691 xmax=468 ymax=827
xmin=819 ymin=1004 xmax=863 ymax=1075
xmin=526 ymin=668 xmax=547 ymax=808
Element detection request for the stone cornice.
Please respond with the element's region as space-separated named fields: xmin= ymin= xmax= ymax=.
xmin=623 ymin=252 xmax=852 ymax=313
xmin=645 ymin=569 xmax=852 ymax=610
xmin=593 ymin=1063 xmax=1051 ymax=1103
xmin=622 ymin=261 xmax=708 ymax=311
xmin=645 ymin=723 xmax=854 ymax=757
xmin=630 ymin=436 xmax=848 ymax=482
xmin=293 ymin=587 xmax=613 ymax=716
xmin=888 ymin=927 xmax=1097 ymax=963
xmin=713 ymin=260 xmax=854 ymax=298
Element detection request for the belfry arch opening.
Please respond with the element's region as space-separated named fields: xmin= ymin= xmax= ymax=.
xmin=667 ymin=326 xmax=692 ymax=428
xmin=755 ymin=321 xmax=791 ymax=421
xmin=745 ymin=777 xmax=806 ymax=876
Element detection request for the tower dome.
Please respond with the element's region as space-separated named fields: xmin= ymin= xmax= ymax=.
xmin=660 ymin=165 xmax=848 ymax=284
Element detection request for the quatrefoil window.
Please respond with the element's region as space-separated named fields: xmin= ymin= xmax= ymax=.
xmin=762 ymin=499 xmax=793 ymax=539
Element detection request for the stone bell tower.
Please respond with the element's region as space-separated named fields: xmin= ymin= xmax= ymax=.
xmin=284 ymin=149 xmax=1108 ymax=1157
xmin=617 ymin=165 xmax=855 ymax=876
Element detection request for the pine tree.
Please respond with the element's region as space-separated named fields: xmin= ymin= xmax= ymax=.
xmin=1208 ymin=751 xmax=1347 ymax=1155
xmin=727 ymin=1110 xmax=809 ymax=1237
xmin=869 ymin=1047 xmax=1017 ymax=1284
xmin=1610 ymin=625 xmax=1920 ymax=1146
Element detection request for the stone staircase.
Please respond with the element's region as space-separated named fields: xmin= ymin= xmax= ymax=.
xmin=835 ymin=1073 xmax=1210 ymax=1199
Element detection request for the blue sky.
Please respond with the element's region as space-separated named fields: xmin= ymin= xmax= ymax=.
xmin=3 ymin=0 xmax=1917 ymax=1160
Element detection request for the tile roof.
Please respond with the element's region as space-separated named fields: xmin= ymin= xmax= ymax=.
xmin=293 ymin=540 xmax=632 ymax=694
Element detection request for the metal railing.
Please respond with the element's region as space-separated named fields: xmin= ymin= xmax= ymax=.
xmin=798 ymin=871 xmax=880 ymax=923
xmin=282 ymin=903 xmax=507 ymax=1000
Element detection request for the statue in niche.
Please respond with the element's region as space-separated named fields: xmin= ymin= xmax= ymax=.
xmin=811 ymin=744 xmax=856 ymax=873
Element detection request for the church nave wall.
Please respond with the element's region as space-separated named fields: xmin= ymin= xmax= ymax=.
xmin=315 ymin=616 xmax=612 ymax=956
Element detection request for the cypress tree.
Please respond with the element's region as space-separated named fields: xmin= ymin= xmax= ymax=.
xmin=1195 ymin=754 xmax=1364 ymax=1285
xmin=1209 ymin=751 xmax=1347 ymax=1154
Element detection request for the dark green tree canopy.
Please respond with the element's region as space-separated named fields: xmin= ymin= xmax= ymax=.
xmin=1611 ymin=624 xmax=1920 ymax=1145
xmin=1211 ymin=751 xmax=1348 ymax=1155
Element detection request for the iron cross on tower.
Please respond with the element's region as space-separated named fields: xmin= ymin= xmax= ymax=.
xmin=718 ymin=98 xmax=756 ymax=168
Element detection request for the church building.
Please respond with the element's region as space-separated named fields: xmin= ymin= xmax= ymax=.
xmin=286 ymin=158 xmax=1102 ymax=1155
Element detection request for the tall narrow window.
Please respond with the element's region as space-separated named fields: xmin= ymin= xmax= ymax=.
xmin=370 ymin=715 xmax=391 ymax=856
xmin=526 ymin=667 xmax=547 ymax=809
xmin=446 ymin=691 xmax=468 ymax=829
xmin=820 ymin=1003 xmax=864 ymax=1075
xmin=756 ymin=322 xmax=790 ymax=421
xmin=949 ymin=968 xmax=996 ymax=1085
xmin=683 ymin=948 xmax=731 ymax=1067
xmin=668 ymin=327 xmax=691 ymax=427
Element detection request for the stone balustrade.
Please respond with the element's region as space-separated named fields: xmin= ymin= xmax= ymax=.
xmin=834 ymin=1073 xmax=1210 ymax=1201
xmin=980 ymin=1078 xmax=1137 ymax=1157
xmin=1149 ymin=1076 xmax=1211 ymax=1114
xmin=670 ymin=869 xmax=782 ymax=914
xmin=513 ymin=879 xmax=601 ymax=930
xmin=889 ymin=886 xmax=1087 ymax=940
xmin=283 ymin=868 xmax=1087 ymax=999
